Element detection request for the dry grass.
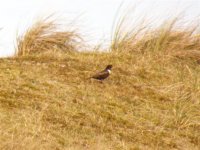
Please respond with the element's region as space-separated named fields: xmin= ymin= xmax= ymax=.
xmin=111 ymin=16 xmax=200 ymax=58
xmin=15 ymin=16 xmax=83 ymax=56
xmin=0 ymin=13 xmax=200 ymax=150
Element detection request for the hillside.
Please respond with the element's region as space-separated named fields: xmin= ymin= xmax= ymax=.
xmin=0 ymin=16 xmax=200 ymax=149
xmin=0 ymin=48 xmax=200 ymax=149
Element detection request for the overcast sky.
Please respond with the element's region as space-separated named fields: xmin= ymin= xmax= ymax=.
xmin=0 ymin=0 xmax=199 ymax=57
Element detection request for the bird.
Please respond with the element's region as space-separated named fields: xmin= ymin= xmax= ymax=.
xmin=89 ymin=65 xmax=113 ymax=81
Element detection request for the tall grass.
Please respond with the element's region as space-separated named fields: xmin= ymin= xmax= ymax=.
xmin=1 ymin=7 xmax=200 ymax=150
xmin=15 ymin=16 xmax=83 ymax=56
xmin=111 ymin=12 xmax=200 ymax=60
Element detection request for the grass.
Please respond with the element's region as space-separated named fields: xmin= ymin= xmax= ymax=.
xmin=0 ymin=13 xmax=200 ymax=149
xmin=15 ymin=16 xmax=82 ymax=56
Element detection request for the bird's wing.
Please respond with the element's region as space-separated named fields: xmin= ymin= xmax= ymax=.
xmin=91 ymin=71 xmax=109 ymax=79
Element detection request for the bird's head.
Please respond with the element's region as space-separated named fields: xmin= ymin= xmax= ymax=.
xmin=105 ymin=65 xmax=112 ymax=70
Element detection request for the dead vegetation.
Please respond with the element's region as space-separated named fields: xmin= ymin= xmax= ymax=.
xmin=15 ymin=17 xmax=83 ymax=56
xmin=0 ymin=12 xmax=200 ymax=150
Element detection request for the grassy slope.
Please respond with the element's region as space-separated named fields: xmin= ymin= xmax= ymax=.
xmin=0 ymin=49 xmax=200 ymax=150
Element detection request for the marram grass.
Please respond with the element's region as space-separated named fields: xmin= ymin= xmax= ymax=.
xmin=0 ymin=14 xmax=200 ymax=150
xmin=15 ymin=17 xmax=82 ymax=57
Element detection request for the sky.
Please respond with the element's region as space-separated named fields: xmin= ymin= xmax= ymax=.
xmin=0 ymin=0 xmax=199 ymax=57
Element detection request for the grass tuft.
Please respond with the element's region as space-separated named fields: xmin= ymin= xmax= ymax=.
xmin=15 ymin=16 xmax=83 ymax=56
xmin=111 ymin=14 xmax=200 ymax=61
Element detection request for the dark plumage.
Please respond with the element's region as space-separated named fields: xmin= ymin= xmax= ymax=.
xmin=90 ymin=65 xmax=112 ymax=81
